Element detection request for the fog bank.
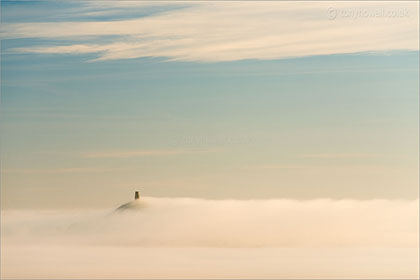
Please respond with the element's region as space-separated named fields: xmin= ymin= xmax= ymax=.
xmin=2 ymin=197 xmax=418 ymax=248
xmin=1 ymin=197 xmax=419 ymax=278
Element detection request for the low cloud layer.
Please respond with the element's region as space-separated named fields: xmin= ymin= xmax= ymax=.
xmin=2 ymin=197 xmax=418 ymax=248
xmin=2 ymin=197 xmax=418 ymax=279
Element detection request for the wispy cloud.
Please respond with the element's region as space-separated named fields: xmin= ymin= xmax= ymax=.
xmin=1 ymin=2 xmax=418 ymax=62
xmin=245 ymin=154 xmax=383 ymax=169
xmin=2 ymin=168 xmax=121 ymax=174
xmin=83 ymin=149 xmax=213 ymax=158
xmin=245 ymin=164 xmax=305 ymax=170
xmin=299 ymin=153 xmax=382 ymax=159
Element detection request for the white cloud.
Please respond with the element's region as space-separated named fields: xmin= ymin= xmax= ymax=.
xmin=2 ymin=198 xmax=418 ymax=278
xmin=3 ymin=197 xmax=418 ymax=248
xmin=2 ymin=2 xmax=418 ymax=62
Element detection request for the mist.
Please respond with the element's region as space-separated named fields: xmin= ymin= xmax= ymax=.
xmin=2 ymin=197 xmax=419 ymax=279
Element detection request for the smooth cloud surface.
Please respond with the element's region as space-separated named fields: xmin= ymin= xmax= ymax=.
xmin=3 ymin=197 xmax=418 ymax=248
xmin=2 ymin=2 xmax=418 ymax=62
xmin=2 ymin=198 xmax=419 ymax=278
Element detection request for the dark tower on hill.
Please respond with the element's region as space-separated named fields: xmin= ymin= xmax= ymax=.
xmin=115 ymin=190 xmax=144 ymax=212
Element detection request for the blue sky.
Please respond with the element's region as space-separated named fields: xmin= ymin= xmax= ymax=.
xmin=1 ymin=1 xmax=418 ymax=208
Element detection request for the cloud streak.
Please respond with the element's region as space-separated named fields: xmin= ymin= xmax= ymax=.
xmin=299 ymin=153 xmax=382 ymax=159
xmin=1 ymin=2 xmax=418 ymax=62
xmin=2 ymin=167 xmax=126 ymax=174
xmin=83 ymin=149 xmax=213 ymax=158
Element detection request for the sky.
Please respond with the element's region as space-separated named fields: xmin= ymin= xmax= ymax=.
xmin=1 ymin=2 xmax=419 ymax=279
xmin=1 ymin=1 xmax=419 ymax=209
